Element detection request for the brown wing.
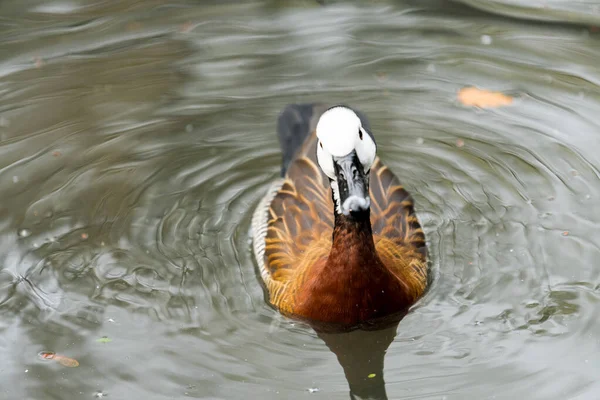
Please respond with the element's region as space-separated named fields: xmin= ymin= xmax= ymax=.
xmin=370 ymin=158 xmax=428 ymax=301
xmin=263 ymin=154 xmax=334 ymax=313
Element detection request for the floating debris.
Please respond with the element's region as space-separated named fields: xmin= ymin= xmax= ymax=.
xmin=39 ymin=351 xmax=79 ymax=367
xmin=96 ymin=336 xmax=112 ymax=343
xmin=367 ymin=373 xmax=377 ymax=379
xmin=12 ymin=176 xmax=19 ymax=183
xmin=19 ymin=229 xmax=31 ymax=238
xmin=180 ymin=21 xmax=194 ymax=33
xmin=458 ymin=87 xmax=513 ymax=108
xmin=81 ymin=233 xmax=89 ymax=240
xmin=562 ymin=231 xmax=569 ymax=236
xmin=456 ymin=139 xmax=465 ymax=148
xmin=480 ymin=35 xmax=492 ymax=45
xmin=308 ymin=388 xmax=320 ymax=394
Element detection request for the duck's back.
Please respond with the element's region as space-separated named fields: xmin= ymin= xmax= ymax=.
xmin=252 ymin=104 xmax=427 ymax=321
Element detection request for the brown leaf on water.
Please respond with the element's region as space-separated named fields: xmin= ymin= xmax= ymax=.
xmin=39 ymin=351 xmax=55 ymax=360
xmin=39 ymin=352 xmax=79 ymax=367
xmin=55 ymin=355 xmax=80 ymax=368
xmin=458 ymin=87 xmax=513 ymax=108
xmin=180 ymin=21 xmax=194 ymax=33
xmin=34 ymin=57 xmax=44 ymax=68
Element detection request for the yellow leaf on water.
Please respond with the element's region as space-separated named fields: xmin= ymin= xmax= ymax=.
xmin=367 ymin=373 xmax=376 ymax=379
xmin=458 ymin=87 xmax=513 ymax=108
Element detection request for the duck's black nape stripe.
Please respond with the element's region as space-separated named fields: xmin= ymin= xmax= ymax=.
xmin=277 ymin=103 xmax=318 ymax=177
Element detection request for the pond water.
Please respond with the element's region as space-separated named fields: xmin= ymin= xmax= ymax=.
xmin=1 ymin=1 xmax=600 ymax=399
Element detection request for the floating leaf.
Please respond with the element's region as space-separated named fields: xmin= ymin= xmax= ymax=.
xmin=38 ymin=351 xmax=79 ymax=367
xmin=367 ymin=373 xmax=376 ymax=379
xmin=96 ymin=336 xmax=112 ymax=343
xmin=39 ymin=351 xmax=55 ymax=360
xmin=55 ymin=355 xmax=79 ymax=367
xmin=458 ymin=87 xmax=513 ymax=108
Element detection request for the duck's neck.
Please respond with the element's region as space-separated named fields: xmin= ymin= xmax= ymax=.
xmin=329 ymin=210 xmax=377 ymax=266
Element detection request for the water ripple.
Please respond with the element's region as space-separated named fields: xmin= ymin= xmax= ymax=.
xmin=1 ymin=1 xmax=600 ymax=399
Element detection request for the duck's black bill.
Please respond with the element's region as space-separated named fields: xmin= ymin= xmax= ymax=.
xmin=333 ymin=152 xmax=370 ymax=215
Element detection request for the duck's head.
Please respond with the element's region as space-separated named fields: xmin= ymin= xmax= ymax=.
xmin=316 ymin=106 xmax=377 ymax=217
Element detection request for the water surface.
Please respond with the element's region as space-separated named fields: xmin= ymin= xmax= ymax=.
xmin=1 ymin=1 xmax=600 ymax=399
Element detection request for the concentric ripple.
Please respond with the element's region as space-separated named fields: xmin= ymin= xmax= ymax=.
xmin=1 ymin=1 xmax=600 ymax=399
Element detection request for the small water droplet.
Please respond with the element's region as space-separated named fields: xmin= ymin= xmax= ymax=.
xmin=480 ymin=35 xmax=492 ymax=45
xmin=19 ymin=229 xmax=31 ymax=238
xmin=509 ymin=249 xmax=514 ymax=252
xmin=585 ymin=194 xmax=591 ymax=199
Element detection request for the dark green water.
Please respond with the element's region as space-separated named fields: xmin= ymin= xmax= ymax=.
xmin=1 ymin=1 xmax=600 ymax=399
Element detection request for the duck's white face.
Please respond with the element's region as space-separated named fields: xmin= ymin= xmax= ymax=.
xmin=315 ymin=107 xmax=377 ymax=216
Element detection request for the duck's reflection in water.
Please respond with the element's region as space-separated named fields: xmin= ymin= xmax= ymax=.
xmin=312 ymin=314 xmax=405 ymax=400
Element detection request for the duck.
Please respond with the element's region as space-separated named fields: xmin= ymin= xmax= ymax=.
xmin=252 ymin=104 xmax=427 ymax=329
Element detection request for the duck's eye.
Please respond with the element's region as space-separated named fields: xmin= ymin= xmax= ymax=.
xmin=358 ymin=129 xmax=363 ymax=140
